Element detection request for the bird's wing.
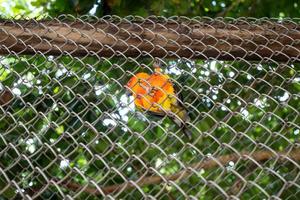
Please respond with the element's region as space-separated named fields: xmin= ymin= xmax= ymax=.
xmin=170 ymin=79 xmax=186 ymax=108
xmin=144 ymin=109 xmax=166 ymax=117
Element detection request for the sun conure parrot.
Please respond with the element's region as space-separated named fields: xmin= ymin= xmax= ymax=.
xmin=125 ymin=61 xmax=192 ymax=140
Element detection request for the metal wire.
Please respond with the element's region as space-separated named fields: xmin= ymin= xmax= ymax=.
xmin=0 ymin=15 xmax=300 ymax=199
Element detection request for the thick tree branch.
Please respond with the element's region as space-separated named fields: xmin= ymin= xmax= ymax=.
xmin=0 ymin=19 xmax=299 ymax=61
xmin=47 ymin=149 xmax=300 ymax=195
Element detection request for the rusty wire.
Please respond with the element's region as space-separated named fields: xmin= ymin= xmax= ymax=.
xmin=0 ymin=15 xmax=300 ymax=199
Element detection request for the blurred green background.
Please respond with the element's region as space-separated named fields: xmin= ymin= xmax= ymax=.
xmin=0 ymin=0 xmax=300 ymax=199
xmin=0 ymin=0 xmax=299 ymax=18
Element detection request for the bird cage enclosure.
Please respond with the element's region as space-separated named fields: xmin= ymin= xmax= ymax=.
xmin=0 ymin=16 xmax=300 ymax=199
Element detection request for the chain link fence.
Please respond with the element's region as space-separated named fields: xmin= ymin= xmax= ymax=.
xmin=0 ymin=16 xmax=300 ymax=199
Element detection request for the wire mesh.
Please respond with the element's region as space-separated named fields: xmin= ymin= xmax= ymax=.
xmin=0 ymin=16 xmax=300 ymax=199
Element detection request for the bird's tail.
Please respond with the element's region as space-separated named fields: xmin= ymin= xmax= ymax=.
xmin=182 ymin=125 xmax=192 ymax=140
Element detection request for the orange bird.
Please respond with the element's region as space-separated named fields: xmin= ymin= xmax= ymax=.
xmin=126 ymin=61 xmax=192 ymax=139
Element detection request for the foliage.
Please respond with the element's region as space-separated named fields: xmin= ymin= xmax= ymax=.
xmin=2 ymin=0 xmax=300 ymax=18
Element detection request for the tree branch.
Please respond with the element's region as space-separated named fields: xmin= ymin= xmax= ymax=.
xmin=217 ymin=0 xmax=242 ymax=17
xmin=0 ymin=19 xmax=299 ymax=61
xmin=227 ymin=163 xmax=257 ymax=195
xmin=46 ymin=149 xmax=300 ymax=195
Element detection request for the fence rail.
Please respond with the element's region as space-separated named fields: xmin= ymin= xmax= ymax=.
xmin=0 ymin=16 xmax=300 ymax=199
